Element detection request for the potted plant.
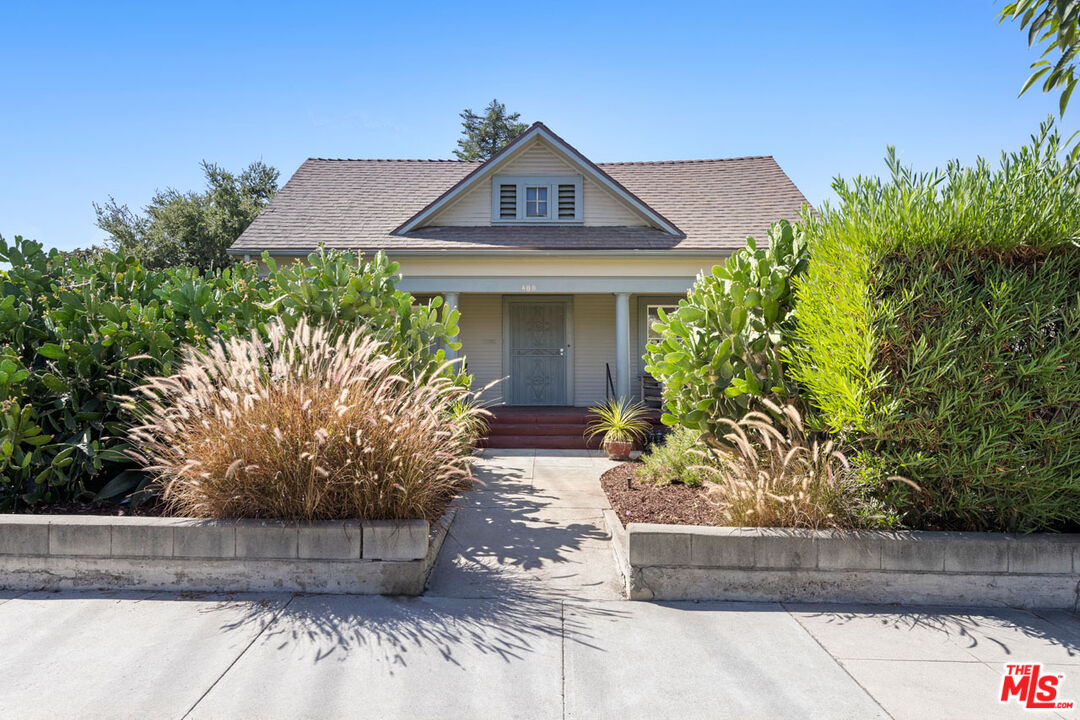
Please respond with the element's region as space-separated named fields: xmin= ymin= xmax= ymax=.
xmin=585 ymin=398 xmax=651 ymax=460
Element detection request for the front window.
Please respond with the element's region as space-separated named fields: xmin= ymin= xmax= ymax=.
xmin=525 ymin=186 xmax=548 ymax=218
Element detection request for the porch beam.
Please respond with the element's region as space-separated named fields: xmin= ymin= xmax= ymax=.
xmin=615 ymin=292 xmax=631 ymax=402
xmin=397 ymin=276 xmax=695 ymax=294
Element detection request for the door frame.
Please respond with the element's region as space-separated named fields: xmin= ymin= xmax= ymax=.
xmin=501 ymin=295 xmax=575 ymax=405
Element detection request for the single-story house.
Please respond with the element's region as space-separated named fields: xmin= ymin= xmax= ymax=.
xmin=229 ymin=122 xmax=807 ymax=438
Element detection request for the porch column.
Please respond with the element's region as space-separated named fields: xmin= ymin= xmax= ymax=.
xmin=614 ymin=292 xmax=631 ymax=402
xmin=442 ymin=292 xmax=459 ymax=362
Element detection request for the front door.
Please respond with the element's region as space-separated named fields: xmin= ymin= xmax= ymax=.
xmin=508 ymin=301 xmax=567 ymax=405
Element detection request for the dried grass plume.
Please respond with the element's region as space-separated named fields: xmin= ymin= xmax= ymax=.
xmin=125 ymin=318 xmax=483 ymax=521
xmin=702 ymin=400 xmax=861 ymax=529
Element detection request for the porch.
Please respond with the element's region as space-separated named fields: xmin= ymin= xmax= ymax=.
xmin=432 ymin=291 xmax=685 ymax=409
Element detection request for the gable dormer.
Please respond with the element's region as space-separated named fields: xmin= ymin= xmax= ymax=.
xmin=394 ymin=123 xmax=682 ymax=236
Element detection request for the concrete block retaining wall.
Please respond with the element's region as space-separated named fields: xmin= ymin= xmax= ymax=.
xmin=604 ymin=516 xmax=1080 ymax=608
xmin=0 ymin=511 xmax=454 ymax=595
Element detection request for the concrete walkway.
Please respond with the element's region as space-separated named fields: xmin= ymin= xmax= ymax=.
xmin=429 ymin=448 xmax=625 ymax=600
xmin=0 ymin=450 xmax=1078 ymax=719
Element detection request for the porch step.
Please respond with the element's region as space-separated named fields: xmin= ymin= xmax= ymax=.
xmin=481 ymin=434 xmax=601 ymax=450
xmin=480 ymin=404 xmax=665 ymax=449
xmin=487 ymin=422 xmax=589 ymax=437
xmin=487 ymin=409 xmax=591 ymax=425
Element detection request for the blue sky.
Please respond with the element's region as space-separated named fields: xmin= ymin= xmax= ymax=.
xmin=1 ymin=0 xmax=1070 ymax=252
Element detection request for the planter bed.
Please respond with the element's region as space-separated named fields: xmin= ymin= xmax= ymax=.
xmin=603 ymin=516 xmax=1080 ymax=609
xmin=601 ymin=462 xmax=719 ymax=527
xmin=0 ymin=511 xmax=455 ymax=595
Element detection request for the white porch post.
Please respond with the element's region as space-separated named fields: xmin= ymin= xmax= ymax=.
xmin=442 ymin=292 xmax=459 ymax=362
xmin=614 ymin=292 xmax=631 ymax=402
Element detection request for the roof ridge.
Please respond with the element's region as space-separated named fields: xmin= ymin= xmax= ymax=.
xmin=304 ymin=156 xmax=772 ymax=165
xmin=308 ymin=157 xmax=480 ymax=163
xmin=598 ymin=156 xmax=773 ymax=166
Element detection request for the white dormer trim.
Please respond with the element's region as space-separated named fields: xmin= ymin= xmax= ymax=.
xmin=393 ymin=123 xmax=683 ymax=236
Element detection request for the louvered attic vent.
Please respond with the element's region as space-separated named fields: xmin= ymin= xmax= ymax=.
xmin=558 ymin=184 xmax=576 ymax=219
xmin=499 ymin=183 xmax=517 ymax=219
xmin=491 ymin=175 xmax=582 ymax=223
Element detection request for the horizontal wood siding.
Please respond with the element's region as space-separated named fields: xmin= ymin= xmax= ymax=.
xmin=430 ymin=179 xmax=492 ymax=226
xmin=426 ymin=141 xmax=649 ymax=228
xmin=458 ymin=294 xmax=504 ymax=406
xmin=505 ymin=143 xmax=579 ymax=175
xmin=573 ymin=294 xmax=616 ymax=406
xmin=582 ymin=181 xmax=646 ymax=227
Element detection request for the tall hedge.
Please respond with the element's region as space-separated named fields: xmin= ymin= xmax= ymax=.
xmin=787 ymin=123 xmax=1080 ymax=532
xmin=0 ymin=237 xmax=462 ymax=509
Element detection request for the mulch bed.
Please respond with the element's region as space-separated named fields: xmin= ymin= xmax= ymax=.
xmin=601 ymin=461 xmax=721 ymax=528
xmin=23 ymin=500 xmax=168 ymax=517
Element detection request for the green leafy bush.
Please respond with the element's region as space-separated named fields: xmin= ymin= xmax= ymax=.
xmin=643 ymin=220 xmax=808 ymax=438
xmin=0 ymin=235 xmax=463 ymax=510
xmin=447 ymin=396 xmax=491 ymax=454
xmin=128 ymin=318 xmax=478 ymax=521
xmin=787 ymin=122 xmax=1080 ymax=532
xmin=634 ymin=427 xmax=717 ymax=488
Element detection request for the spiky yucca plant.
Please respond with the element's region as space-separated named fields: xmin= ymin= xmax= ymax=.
xmin=125 ymin=318 xmax=481 ymax=521
xmin=585 ymin=398 xmax=651 ymax=446
xmin=702 ymin=400 xmax=862 ymax=529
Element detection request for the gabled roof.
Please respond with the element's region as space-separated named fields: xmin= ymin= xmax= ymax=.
xmin=229 ymin=136 xmax=810 ymax=255
xmin=393 ymin=122 xmax=682 ymax=236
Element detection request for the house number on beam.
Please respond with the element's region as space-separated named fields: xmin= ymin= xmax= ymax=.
xmin=520 ymin=283 xmax=537 ymax=292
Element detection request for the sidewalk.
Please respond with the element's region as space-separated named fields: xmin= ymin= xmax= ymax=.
xmin=0 ymin=451 xmax=1077 ymax=719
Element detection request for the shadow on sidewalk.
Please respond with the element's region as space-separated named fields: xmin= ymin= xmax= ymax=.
xmin=212 ymin=572 xmax=627 ymax=669
xmin=789 ymin=602 xmax=1080 ymax=659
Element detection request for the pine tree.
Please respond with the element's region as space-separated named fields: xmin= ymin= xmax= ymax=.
xmin=453 ymin=99 xmax=529 ymax=161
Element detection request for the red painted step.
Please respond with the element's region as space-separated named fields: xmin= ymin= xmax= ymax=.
xmin=487 ymin=422 xmax=588 ymax=436
xmin=480 ymin=405 xmax=666 ymax=449
xmin=488 ymin=413 xmax=591 ymax=425
xmin=480 ymin=434 xmax=601 ymax=450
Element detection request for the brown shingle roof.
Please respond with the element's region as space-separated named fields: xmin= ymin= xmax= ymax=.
xmin=229 ymin=155 xmax=809 ymax=254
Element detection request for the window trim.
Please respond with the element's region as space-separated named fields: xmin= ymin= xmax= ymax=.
xmin=491 ymin=174 xmax=583 ymax=224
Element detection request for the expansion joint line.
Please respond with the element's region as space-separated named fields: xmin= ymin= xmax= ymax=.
xmin=181 ymin=593 xmax=297 ymax=719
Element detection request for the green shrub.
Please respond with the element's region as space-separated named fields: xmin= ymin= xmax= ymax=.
xmin=787 ymin=122 xmax=1080 ymax=532
xmin=447 ymin=396 xmax=491 ymax=454
xmin=127 ymin=318 xmax=478 ymax=521
xmin=0 ymin=236 xmax=463 ymax=510
xmin=644 ymin=220 xmax=808 ymax=438
xmin=634 ymin=427 xmax=717 ymax=487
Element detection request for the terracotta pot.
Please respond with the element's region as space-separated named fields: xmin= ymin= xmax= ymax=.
xmin=604 ymin=439 xmax=633 ymax=461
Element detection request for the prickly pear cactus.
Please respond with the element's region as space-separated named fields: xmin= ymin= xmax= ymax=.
xmin=643 ymin=220 xmax=808 ymax=436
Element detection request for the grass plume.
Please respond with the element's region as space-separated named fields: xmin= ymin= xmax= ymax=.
xmin=125 ymin=318 xmax=483 ymax=521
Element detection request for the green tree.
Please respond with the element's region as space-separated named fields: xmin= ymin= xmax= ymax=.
xmin=1001 ymin=1 xmax=1080 ymax=114
xmin=453 ymin=99 xmax=529 ymax=161
xmin=94 ymin=160 xmax=279 ymax=270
